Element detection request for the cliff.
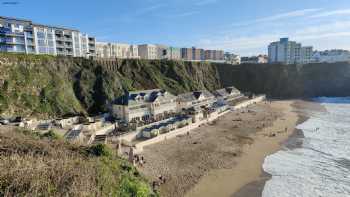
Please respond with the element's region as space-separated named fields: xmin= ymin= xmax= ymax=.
xmin=1 ymin=52 xmax=350 ymax=118
xmin=216 ymin=62 xmax=350 ymax=98
xmin=0 ymin=53 xmax=221 ymax=118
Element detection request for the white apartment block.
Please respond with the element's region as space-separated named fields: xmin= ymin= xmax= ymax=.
xmin=0 ymin=16 xmax=95 ymax=57
xmin=312 ymin=50 xmax=350 ymax=63
xmin=96 ymin=42 xmax=139 ymax=59
xmin=268 ymin=38 xmax=313 ymax=65
xmin=111 ymin=89 xmax=177 ymax=123
xmin=138 ymin=44 xmax=158 ymax=60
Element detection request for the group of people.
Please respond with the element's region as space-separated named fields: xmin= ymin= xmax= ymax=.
xmin=133 ymin=154 xmax=145 ymax=167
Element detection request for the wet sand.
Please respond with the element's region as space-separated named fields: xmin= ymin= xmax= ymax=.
xmin=138 ymin=100 xmax=315 ymax=197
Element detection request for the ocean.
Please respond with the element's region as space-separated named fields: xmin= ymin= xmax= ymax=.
xmin=262 ymin=98 xmax=350 ymax=197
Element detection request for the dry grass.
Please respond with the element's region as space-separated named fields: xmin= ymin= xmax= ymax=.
xmin=0 ymin=127 xmax=154 ymax=197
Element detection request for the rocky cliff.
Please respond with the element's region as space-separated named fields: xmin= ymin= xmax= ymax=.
xmin=216 ymin=62 xmax=350 ymax=98
xmin=0 ymin=53 xmax=221 ymax=118
xmin=1 ymin=53 xmax=350 ymax=118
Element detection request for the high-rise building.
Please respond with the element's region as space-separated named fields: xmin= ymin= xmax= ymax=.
xmin=0 ymin=16 xmax=95 ymax=57
xmin=268 ymin=38 xmax=313 ymax=64
xmin=96 ymin=42 xmax=139 ymax=59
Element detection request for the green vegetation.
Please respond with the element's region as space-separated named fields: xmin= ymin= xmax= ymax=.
xmin=0 ymin=127 xmax=156 ymax=197
xmin=0 ymin=53 xmax=221 ymax=118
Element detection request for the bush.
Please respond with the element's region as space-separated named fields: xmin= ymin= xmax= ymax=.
xmin=86 ymin=144 xmax=113 ymax=157
xmin=40 ymin=130 xmax=61 ymax=140
xmin=118 ymin=176 xmax=154 ymax=197
xmin=0 ymin=127 xmax=155 ymax=196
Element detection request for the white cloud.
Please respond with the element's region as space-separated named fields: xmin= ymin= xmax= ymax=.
xmin=310 ymin=9 xmax=350 ymax=18
xmin=171 ymin=11 xmax=200 ymax=17
xmin=230 ymin=8 xmax=321 ymax=27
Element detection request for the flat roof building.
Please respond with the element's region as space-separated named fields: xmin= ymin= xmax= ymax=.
xmin=0 ymin=16 xmax=95 ymax=57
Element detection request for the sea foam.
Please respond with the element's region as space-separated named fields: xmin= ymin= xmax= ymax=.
xmin=262 ymin=98 xmax=350 ymax=197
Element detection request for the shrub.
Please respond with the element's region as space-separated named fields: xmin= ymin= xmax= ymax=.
xmin=40 ymin=130 xmax=61 ymax=140
xmin=86 ymin=144 xmax=113 ymax=157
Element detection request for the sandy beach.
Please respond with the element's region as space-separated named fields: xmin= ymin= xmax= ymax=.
xmin=138 ymin=100 xmax=311 ymax=197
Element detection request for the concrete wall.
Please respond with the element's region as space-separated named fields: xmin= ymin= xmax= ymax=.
xmin=133 ymin=96 xmax=266 ymax=153
xmin=232 ymin=95 xmax=266 ymax=110
xmin=134 ymin=109 xmax=230 ymax=153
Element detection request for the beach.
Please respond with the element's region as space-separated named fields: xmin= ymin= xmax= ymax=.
xmin=138 ymin=100 xmax=310 ymax=197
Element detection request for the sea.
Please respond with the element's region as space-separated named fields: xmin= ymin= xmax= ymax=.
xmin=262 ymin=97 xmax=350 ymax=197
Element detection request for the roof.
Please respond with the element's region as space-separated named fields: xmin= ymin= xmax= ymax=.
xmin=177 ymin=90 xmax=214 ymax=102
xmin=114 ymin=89 xmax=176 ymax=106
xmin=0 ymin=16 xmax=82 ymax=33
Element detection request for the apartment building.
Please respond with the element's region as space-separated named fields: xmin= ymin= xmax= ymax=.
xmin=111 ymin=89 xmax=177 ymax=123
xmin=181 ymin=47 xmax=193 ymax=60
xmin=312 ymin=50 xmax=350 ymax=63
xmin=0 ymin=16 xmax=95 ymax=57
xmin=177 ymin=90 xmax=216 ymax=111
xmin=96 ymin=42 xmax=139 ymax=59
xmin=192 ymin=47 xmax=205 ymax=61
xmin=268 ymin=38 xmax=313 ymax=64
xmin=169 ymin=47 xmax=181 ymax=60
xmin=204 ymin=50 xmax=224 ymax=61
xmin=213 ymin=86 xmax=243 ymax=104
xmin=138 ymin=44 xmax=158 ymax=60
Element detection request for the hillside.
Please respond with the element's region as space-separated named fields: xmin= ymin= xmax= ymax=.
xmin=0 ymin=126 xmax=155 ymax=197
xmin=0 ymin=53 xmax=221 ymax=118
xmin=1 ymin=52 xmax=350 ymax=118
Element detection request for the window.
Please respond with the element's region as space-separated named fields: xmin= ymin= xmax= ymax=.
xmin=38 ymin=40 xmax=46 ymax=46
xmin=37 ymin=32 xmax=45 ymax=39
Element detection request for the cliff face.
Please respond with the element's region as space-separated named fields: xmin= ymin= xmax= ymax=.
xmin=0 ymin=53 xmax=221 ymax=118
xmin=2 ymin=52 xmax=350 ymax=118
xmin=216 ymin=62 xmax=350 ymax=98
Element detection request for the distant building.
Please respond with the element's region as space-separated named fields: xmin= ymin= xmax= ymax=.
xmin=0 ymin=16 xmax=95 ymax=57
xmin=312 ymin=50 xmax=350 ymax=63
xmin=224 ymin=53 xmax=241 ymax=65
xmin=181 ymin=48 xmax=193 ymax=60
xmin=192 ymin=47 xmax=205 ymax=61
xmin=138 ymin=44 xmax=158 ymax=60
xmin=268 ymin=38 xmax=313 ymax=64
xmin=155 ymin=44 xmax=169 ymax=59
xmin=111 ymin=89 xmax=177 ymax=123
xmin=241 ymin=55 xmax=268 ymax=64
xmin=213 ymin=86 xmax=243 ymax=104
xmin=96 ymin=42 xmax=139 ymax=59
xmin=169 ymin=47 xmax=181 ymax=60
xmin=204 ymin=50 xmax=224 ymax=61
xmin=177 ymin=90 xmax=216 ymax=111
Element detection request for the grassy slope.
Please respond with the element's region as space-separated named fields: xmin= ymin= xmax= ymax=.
xmin=0 ymin=53 xmax=221 ymax=118
xmin=0 ymin=126 xmax=155 ymax=197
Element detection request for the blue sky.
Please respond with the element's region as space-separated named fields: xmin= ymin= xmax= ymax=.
xmin=2 ymin=0 xmax=350 ymax=55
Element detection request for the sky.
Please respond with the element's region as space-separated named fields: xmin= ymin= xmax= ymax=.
xmin=2 ymin=0 xmax=350 ymax=55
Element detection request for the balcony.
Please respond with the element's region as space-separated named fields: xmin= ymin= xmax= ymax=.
xmin=0 ymin=30 xmax=25 ymax=37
